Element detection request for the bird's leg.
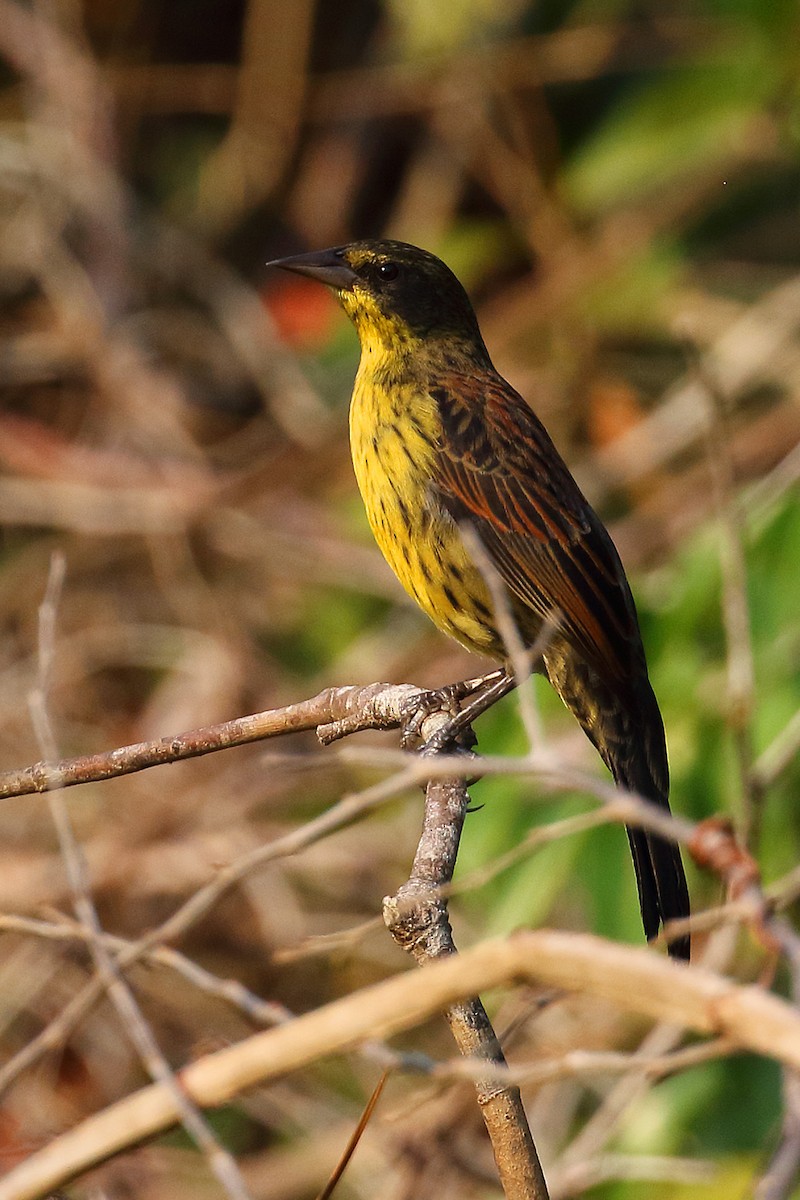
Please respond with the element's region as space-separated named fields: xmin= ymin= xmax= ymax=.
xmin=452 ymin=667 xmax=509 ymax=699
xmin=400 ymin=667 xmax=523 ymax=754
xmin=399 ymin=668 xmax=509 ymax=751
xmin=420 ymin=667 xmax=517 ymax=755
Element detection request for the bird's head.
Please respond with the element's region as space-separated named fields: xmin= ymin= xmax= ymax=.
xmin=268 ymin=240 xmax=490 ymax=363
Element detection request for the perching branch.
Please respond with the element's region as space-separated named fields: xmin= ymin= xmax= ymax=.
xmin=383 ymin=708 xmax=549 ymax=1199
xmin=0 ymin=682 xmax=424 ymax=799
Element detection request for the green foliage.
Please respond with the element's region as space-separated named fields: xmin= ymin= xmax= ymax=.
xmin=577 ymin=241 xmax=685 ymax=332
xmin=260 ymin=584 xmax=393 ymax=676
xmin=565 ymin=56 xmax=776 ymax=216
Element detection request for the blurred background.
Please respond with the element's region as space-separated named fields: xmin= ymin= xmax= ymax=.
xmin=1 ymin=0 xmax=799 ymax=1196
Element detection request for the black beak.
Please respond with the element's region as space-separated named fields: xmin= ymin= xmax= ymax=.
xmin=266 ymin=248 xmax=358 ymax=291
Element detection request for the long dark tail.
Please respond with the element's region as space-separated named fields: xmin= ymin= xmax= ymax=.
xmin=543 ymin=650 xmax=690 ymax=960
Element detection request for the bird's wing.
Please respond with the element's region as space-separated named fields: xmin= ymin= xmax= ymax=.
xmin=431 ymin=371 xmax=643 ymax=685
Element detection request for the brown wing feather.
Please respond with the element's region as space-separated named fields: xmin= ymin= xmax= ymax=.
xmin=430 ymin=371 xmax=643 ymax=686
xmin=431 ymin=370 xmax=690 ymax=959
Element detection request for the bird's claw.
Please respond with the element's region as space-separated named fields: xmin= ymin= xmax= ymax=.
xmin=400 ymin=684 xmax=476 ymax=753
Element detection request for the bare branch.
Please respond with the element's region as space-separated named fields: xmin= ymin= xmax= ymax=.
xmin=28 ymin=554 xmax=254 ymax=1200
xmin=4 ymin=930 xmax=800 ymax=1200
xmin=751 ymin=708 xmax=800 ymax=793
xmin=0 ymin=764 xmax=420 ymax=1097
xmin=384 ymin=705 xmax=549 ymax=1199
xmin=0 ymin=682 xmax=424 ymax=799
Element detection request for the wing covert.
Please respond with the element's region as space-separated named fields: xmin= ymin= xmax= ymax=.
xmin=431 ymin=371 xmax=644 ymax=685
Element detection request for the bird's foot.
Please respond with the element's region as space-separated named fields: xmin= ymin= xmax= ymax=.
xmin=400 ymin=683 xmax=472 ymax=752
xmin=400 ymin=668 xmax=516 ymax=755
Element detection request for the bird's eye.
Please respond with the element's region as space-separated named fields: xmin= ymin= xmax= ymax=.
xmin=377 ymin=262 xmax=399 ymax=281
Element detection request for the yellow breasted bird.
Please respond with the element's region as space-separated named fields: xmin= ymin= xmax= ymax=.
xmin=269 ymin=240 xmax=690 ymax=959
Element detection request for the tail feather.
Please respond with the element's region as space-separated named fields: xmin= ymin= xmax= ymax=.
xmin=624 ymin=809 xmax=690 ymax=962
xmin=543 ymin=647 xmax=690 ymax=960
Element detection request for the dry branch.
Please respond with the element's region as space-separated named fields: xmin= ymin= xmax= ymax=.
xmin=3 ymin=931 xmax=800 ymax=1200
xmin=384 ymin=722 xmax=548 ymax=1199
xmin=0 ymin=683 xmax=423 ymax=799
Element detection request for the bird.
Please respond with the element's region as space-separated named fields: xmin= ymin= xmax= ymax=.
xmin=268 ymin=239 xmax=690 ymax=959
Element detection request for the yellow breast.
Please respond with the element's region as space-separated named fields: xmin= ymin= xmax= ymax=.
xmin=348 ymin=348 xmax=500 ymax=657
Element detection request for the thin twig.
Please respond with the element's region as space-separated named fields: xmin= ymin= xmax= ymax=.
xmin=28 ymin=554 xmax=254 ymax=1200
xmin=0 ymin=763 xmax=420 ymax=1097
xmin=754 ymin=1070 xmax=800 ymax=1200
xmin=0 ymin=682 xmax=425 ymax=799
xmin=750 ymin=707 xmax=800 ymax=793
xmin=5 ymin=929 xmax=800 ymax=1200
xmin=753 ymin=922 xmax=800 ymax=1199
xmin=0 ymin=913 xmax=292 ymax=1027
xmin=315 ymin=1069 xmax=391 ymax=1200
xmin=690 ymin=346 xmax=759 ymax=841
xmin=551 ymin=1152 xmax=716 ymax=1195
